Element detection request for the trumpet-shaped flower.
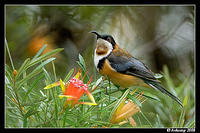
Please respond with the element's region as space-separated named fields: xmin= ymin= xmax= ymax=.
xmin=110 ymin=89 xmax=147 ymax=126
xmin=44 ymin=69 xmax=97 ymax=109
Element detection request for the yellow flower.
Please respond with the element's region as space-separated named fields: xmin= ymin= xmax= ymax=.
xmin=110 ymin=89 xmax=147 ymax=126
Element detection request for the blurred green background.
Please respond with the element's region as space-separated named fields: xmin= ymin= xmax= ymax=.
xmin=6 ymin=5 xmax=195 ymax=127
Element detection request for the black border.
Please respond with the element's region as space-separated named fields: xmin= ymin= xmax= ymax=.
xmin=1 ymin=0 xmax=198 ymax=5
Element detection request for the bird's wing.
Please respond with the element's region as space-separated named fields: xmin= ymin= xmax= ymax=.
xmin=107 ymin=52 xmax=158 ymax=82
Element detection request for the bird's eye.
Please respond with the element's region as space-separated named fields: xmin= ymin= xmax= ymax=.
xmin=107 ymin=37 xmax=111 ymax=42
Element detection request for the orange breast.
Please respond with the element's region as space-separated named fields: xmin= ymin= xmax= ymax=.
xmin=100 ymin=60 xmax=150 ymax=88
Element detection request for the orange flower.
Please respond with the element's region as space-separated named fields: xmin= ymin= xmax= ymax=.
xmin=27 ymin=35 xmax=54 ymax=56
xmin=44 ymin=69 xmax=97 ymax=109
xmin=110 ymin=89 xmax=147 ymax=126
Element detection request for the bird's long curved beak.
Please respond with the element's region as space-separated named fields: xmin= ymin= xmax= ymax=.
xmin=90 ymin=31 xmax=101 ymax=39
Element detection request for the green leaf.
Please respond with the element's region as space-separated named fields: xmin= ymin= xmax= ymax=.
xmin=163 ymin=65 xmax=177 ymax=96
xmin=183 ymin=95 xmax=188 ymax=107
xmin=44 ymin=81 xmax=60 ymax=90
xmin=104 ymin=100 xmax=118 ymax=110
xmin=91 ymin=76 xmax=103 ymax=91
xmin=127 ymin=93 xmax=142 ymax=107
xmin=140 ymin=111 xmax=153 ymax=127
xmin=28 ymin=48 xmax=64 ymax=68
xmin=23 ymin=117 xmax=27 ymax=128
xmin=16 ymin=58 xmax=31 ymax=80
xmin=178 ymin=108 xmax=186 ymax=127
xmin=64 ymin=68 xmax=74 ymax=82
xmin=109 ymin=89 xmax=130 ymax=120
xmin=5 ymin=64 xmax=13 ymax=86
xmin=77 ymin=61 xmax=89 ymax=82
xmin=43 ymin=68 xmax=52 ymax=83
xmin=176 ymin=76 xmax=190 ymax=95
xmin=78 ymin=54 xmax=86 ymax=69
xmin=156 ymin=114 xmax=163 ymax=127
xmin=22 ymin=74 xmax=45 ymax=103
xmin=77 ymin=61 xmax=85 ymax=71
xmin=185 ymin=118 xmax=195 ymax=128
xmin=5 ymin=38 xmax=15 ymax=70
xmin=51 ymin=61 xmax=57 ymax=81
xmin=33 ymin=57 xmax=56 ymax=72
xmin=14 ymin=48 xmax=63 ymax=89
xmin=77 ymin=54 xmax=90 ymax=82
xmin=16 ymin=68 xmax=43 ymax=90
xmin=23 ymin=107 xmax=39 ymax=127
xmin=16 ymin=58 xmax=56 ymax=89
xmin=23 ymin=108 xmax=39 ymax=127
xmin=32 ymin=44 xmax=47 ymax=61
xmin=62 ymin=105 xmax=70 ymax=127
xmin=163 ymin=65 xmax=174 ymax=88
xmin=60 ymin=79 xmax=65 ymax=94
xmin=25 ymin=109 xmax=39 ymax=118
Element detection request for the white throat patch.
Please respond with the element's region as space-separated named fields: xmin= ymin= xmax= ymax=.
xmin=94 ymin=38 xmax=113 ymax=71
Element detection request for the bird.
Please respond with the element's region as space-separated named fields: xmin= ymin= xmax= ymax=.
xmin=91 ymin=31 xmax=183 ymax=107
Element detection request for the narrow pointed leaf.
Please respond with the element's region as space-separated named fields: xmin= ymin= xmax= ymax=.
xmin=28 ymin=48 xmax=64 ymax=68
xmin=16 ymin=69 xmax=43 ymax=89
xmin=78 ymin=102 xmax=97 ymax=106
xmin=23 ymin=74 xmax=45 ymax=102
xmin=127 ymin=93 xmax=142 ymax=107
xmin=183 ymin=95 xmax=188 ymax=107
xmin=78 ymin=54 xmax=86 ymax=69
xmin=91 ymin=76 xmax=103 ymax=91
xmin=32 ymin=44 xmax=47 ymax=61
xmin=17 ymin=58 xmax=56 ymax=89
xmin=85 ymin=91 xmax=96 ymax=104
xmin=64 ymin=68 xmax=74 ymax=82
xmin=59 ymin=95 xmax=76 ymax=99
xmin=109 ymin=89 xmax=130 ymax=120
xmin=60 ymin=79 xmax=65 ymax=94
xmin=16 ymin=58 xmax=30 ymax=79
xmin=44 ymin=81 xmax=60 ymax=90
xmin=34 ymin=58 xmax=56 ymax=72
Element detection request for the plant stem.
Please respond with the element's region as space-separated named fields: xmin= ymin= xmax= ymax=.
xmin=5 ymin=39 xmax=15 ymax=70
xmin=13 ymin=73 xmax=24 ymax=117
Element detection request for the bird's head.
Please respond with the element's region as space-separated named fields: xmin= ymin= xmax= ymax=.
xmin=91 ymin=31 xmax=116 ymax=56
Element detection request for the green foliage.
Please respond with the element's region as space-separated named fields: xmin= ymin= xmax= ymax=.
xmin=5 ymin=44 xmax=195 ymax=128
xmin=109 ymin=89 xmax=130 ymax=120
xmin=5 ymin=43 xmax=64 ymax=127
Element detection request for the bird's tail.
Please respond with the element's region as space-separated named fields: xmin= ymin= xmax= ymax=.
xmin=144 ymin=80 xmax=183 ymax=107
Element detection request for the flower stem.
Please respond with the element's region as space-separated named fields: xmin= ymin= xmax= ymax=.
xmin=13 ymin=70 xmax=24 ymax=117
xmin=5 ymin=39 xmax=15 ymax=70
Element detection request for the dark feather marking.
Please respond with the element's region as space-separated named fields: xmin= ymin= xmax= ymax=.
xmin=106 ymin=51 xmax=182 ymax=106
xmin=144 ymin=79 xmax=183 ymax=107
xmin=97 ymin=52 xmax=112 ymax=70
xmin=107 ymin=53 xmax=157 ymax=81
xmin=97 ymin=57 xmax=106 ymax=70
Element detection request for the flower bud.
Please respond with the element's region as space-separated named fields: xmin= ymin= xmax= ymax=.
xmin=13 ymin=69 xmax=17 ymax=77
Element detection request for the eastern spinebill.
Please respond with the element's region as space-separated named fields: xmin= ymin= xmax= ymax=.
xmin=91 ymin=31 xmax=182 ymax=107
